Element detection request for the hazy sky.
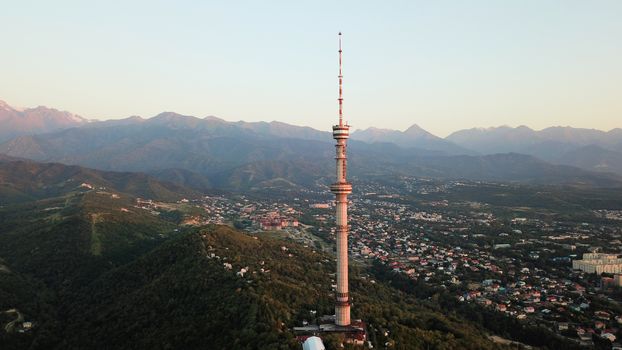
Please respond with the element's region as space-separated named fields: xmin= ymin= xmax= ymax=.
xmin=1 ymin=1 xmax=621 ymax=137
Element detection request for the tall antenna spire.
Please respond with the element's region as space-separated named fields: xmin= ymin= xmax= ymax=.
xmin=338 ymin=32 xmax=343 ymax=126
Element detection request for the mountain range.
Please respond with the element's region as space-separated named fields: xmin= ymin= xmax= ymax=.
xmin=0 ymin=100 xmax=88 ymax=143
xmin=351 ymin=124 xmax=473 ymax=155
xmin=446 ymin=126 xmax=622 ymax=174
xmin=0 ymin=99 xmax=621 ymax=188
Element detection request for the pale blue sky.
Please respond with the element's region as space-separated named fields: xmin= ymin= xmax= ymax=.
xmin=1 ymin=0 xmax=621 ymax=136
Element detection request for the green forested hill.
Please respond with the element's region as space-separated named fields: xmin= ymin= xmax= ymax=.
xmin=59 ymin=226 xmax=505 ymax=350
xmin=1 ymin=216 xmax=504 ymax=349
xmin=59 ymin=226 xmax=311 ymax=349
xmin=0 ymin=159 xmax=199 ymax=204
xmin=0 ymin=170 xmax=182 ymax=349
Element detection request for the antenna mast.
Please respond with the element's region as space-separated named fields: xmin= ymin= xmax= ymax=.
xmin=338 ymin=32 xmax=343 ymax=126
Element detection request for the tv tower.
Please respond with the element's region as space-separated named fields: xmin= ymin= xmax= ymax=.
xmin=331 ymin=32 xmax=352 ymax=327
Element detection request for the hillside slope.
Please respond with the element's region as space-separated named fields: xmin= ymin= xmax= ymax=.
xmin=0 ymin=159 xmax=198 ymax=203
xmin=56 ymin=226 xmax=503 ymax=350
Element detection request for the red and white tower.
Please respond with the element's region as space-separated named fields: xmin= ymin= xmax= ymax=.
xmin=331 ymin=32 xmax=352 ymax=327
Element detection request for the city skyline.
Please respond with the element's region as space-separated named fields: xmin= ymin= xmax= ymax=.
xmin=2 ymin=1 xmax=621 ymax=137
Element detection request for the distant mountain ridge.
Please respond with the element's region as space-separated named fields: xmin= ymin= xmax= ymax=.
xmin=1 ymin=99 xmax=620 ymax=187
xmin=447 ymin=125 xmax=622 ymax=153
xmin=351 ymin=124 xmax=473 ymax=155
xmin=0 ymin=100 xmax=88 ymax=142
xmin=2 ymin=118 xmax=620 ymax=189
xmin=446 ymin=125 xmax=622 ymax=174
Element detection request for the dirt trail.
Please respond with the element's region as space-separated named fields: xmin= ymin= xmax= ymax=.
xmin=90 ymin=213 xmax=104 ymax=255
